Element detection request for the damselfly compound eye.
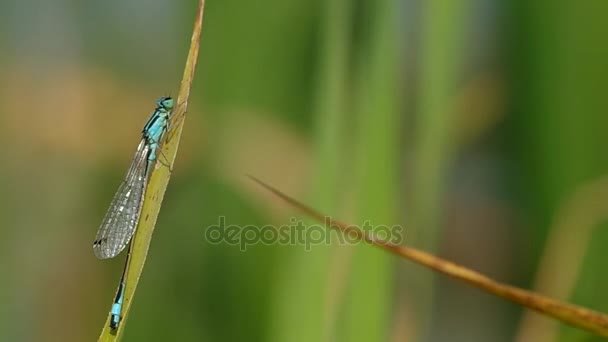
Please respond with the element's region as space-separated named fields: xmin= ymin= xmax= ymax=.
xmin=157 ymin=97 xmax=174 ymax=110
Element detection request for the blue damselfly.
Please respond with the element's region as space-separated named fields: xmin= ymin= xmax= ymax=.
xmin=93 ymin=97 xmax=174 ymax=329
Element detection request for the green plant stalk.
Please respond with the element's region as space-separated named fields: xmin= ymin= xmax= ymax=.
xmin=340 ymin=1 xmax=400 ymax=341
xmin=97 ymin=1 xmax=205 ymax=340
xmin=415 ymin=1 xmax=468 ymax=251
xmin=412 ymin=1 xmax=470 ymax=338
xmin=268 ymin=0 xmax=351 ymax=340
xmin=508 ymin=2 xmax=608 ymax=341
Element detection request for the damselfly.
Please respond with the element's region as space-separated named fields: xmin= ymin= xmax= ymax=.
xmin=93 ymin=96 xmax=175 ymax=329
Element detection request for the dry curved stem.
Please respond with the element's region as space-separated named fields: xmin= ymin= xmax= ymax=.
xmin=516 ymin=176 xmax=608 ymax=341
xmin=248 ymin=175 xmax=608 ymax=338
xmin=97 ymin=1 xmax=205 ymax=341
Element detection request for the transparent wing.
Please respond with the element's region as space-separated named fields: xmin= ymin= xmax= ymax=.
xmin=93 ymin=139 xmax=150 ymax=259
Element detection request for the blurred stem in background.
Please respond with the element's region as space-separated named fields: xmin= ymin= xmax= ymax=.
xmin=412 ymin=1 xmax=471 ymax=339
xmin=269 ymin=0 xmax=351 ymax=340
xmin=341 ymin=0 xmax=401 ymax=341
xmin=271 ymin=0 xmax=401 ymax=340
xmin=508 ymin=1 xmax=608 ymax=341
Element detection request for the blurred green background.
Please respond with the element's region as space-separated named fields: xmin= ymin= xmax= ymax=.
xmin=1 ymin=0 xmax=607 ymax=341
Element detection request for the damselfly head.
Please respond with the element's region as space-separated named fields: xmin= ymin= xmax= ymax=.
xmin=157 ymin=97 xmax=174 ymax=111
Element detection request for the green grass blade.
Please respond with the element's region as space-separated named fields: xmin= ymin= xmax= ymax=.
xmin=339 ymin=0 xmax=401 ymax=341
xmin=268 ymin=0 xmax=351 ymax=341
xmin=410 ymin=2 xmax=471 ymax=338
